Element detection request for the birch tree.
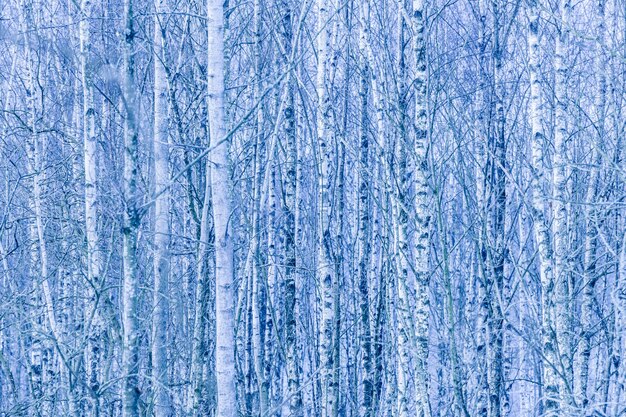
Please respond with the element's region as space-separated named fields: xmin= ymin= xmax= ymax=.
xmin=282 ymin=0 xmax=303 ymax=414
xmin=358 ymin=2 xmax=373 ymax=416
xmin=315 ymin=0 xmax=338 ymax=416
xmin=121 ymin=0 xmax=141 ymax=415
xmin=207 ymin=0 xmax=236 ymax=416
xmin=410 ymin=1 xmax=432 ymax=416
xmin=151 ymin=0 xmax=171 ymax=414
xmin=79 ymin=0 xmax=106 ymax=412
xmin=526 ymin=0 xmax=560 ymax=413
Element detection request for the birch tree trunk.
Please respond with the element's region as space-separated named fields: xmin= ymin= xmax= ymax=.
xmin=316 ymin=0 xmax=337 ymax=416
xmin=206 ymin=0 xmax=236 ymax=415
xmin=282 ymin=0 xmax=303 ymax=414
xmin=552 ymin=0 xmax=574 ymax=411
xmin=79 ymin=0 xmax=105 ymax=413
xmin=526 ymin=1 xmax=560 ymax=414
xmin=410 ymin=1 xmax=432 ymax=416
xmin=358 ymin=2 xmax=373 ymax=416
xmin=615 ymin=230 xmax=626 ymax=408
xmin=475 ymin=1 xmax=490 ymax=413
xmin=487 ymin=2 xmax=507 ymax=415
xmin=366 ymin=23 xmax=388 ymax=416
xmin=250 ymin=0 xmax=269 ymax=413
xmin=152 ymin=1 xmax=171 ymax=415
xmin=191 ymin=167 xmax=215 ymax=416
xmin=474 ymin=1 xmax=489 ymax=413
xmin=394 ymin=5 xmax=413 ymax=416
xmin=121 ymin=0 xmax=141 ymax=415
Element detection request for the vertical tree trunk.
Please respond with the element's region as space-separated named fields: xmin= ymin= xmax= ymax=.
xmin=121 ymin=0 xmax=141 ymax=415
xmin=410 ymin=1 xmax=432 ymax=416
xmin=487 ymin=2 xmax=507 ymax=415
xmin=152 ymin=1 xmax=171 ymax=415
xmin=615 ymin=230 xmax=626 ymax=408
xmin=282 ymin=0 xmax=303 ymax=414
xmin=552 ymin=0 xmax=574 ymax=411
xmin=206 ymin=0 xmax=236 ymax=415
xmin=474 ymin=1 xmax=490 ymax=414
xmin=191 ymin=168 xmax=214 ymax=416
xmin=436 ymin=190 xmax=470 ymax=417
xmin=316 ymin=0 xmax=337 ymax=416
xmin=250 ymin=0 xmax=269 ymax=413
xmin=79 ymin=1 xmax=105 ymax=413
xmin=526 ymin=1 xmax=560 ymax=414
xmin=358 ymin=2 xmax=373 ymax=416
xmin=394 ymin=4 xmax=413 ymax=416
xmin=367 ymin=20 xmax=387 ymax=417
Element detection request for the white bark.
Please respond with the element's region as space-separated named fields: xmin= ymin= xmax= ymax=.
xmin=527 ymin=1 xmax=560 ymax=414
xmin=552 ymin=0 xmax=573 ymax=411
xmin=152 ymin=1 xmax=171 ymax=415
xmin=487 ymin=3 xmax=507 ymax=416
xmin=615 ymin=231 xmax=626 ymax=409
xmin=358 ymin=3 xmax=373 ymax=416
xmin=250 ymin=0 xmax=269 ymax=413
xmin=394 ymin=4 xmax=412 ymax=415
xmin=316 ymin=0 xmax=337 ymax=416
xmin=79 ymin=1 xmax=105 ymax=412
xmin=190 ymin=166 xmax=214 ymax=416
xmin=474 ymin=1 xmax=490 ymax=414
xmin=410 ymin=1 xmax=432 ymax=416
xmin=206 ymin=0 xmax=236 ymax=415
xmin=121 ymin=0 xmax=141 ymax=415
xmin=282 ymin=0 xmax=302 ymax=414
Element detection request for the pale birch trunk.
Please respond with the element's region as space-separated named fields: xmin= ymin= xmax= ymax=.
xmin=206 ymin=0 xmax=236 ymax=415
xmin=552 ymin=0 xmax=574 ymax=411
xmin=249 ymin=116 xmax=266 ymax=416
xmin=358 ymin=3 xmax=373 ymax=416
xmin=265 ymin=159 xmax=279 ymax=417
xmin=615 ymin=230 xmax=626 ymax=409
xmin=364 ymin=14 xmax=388 ymax=338
xmin=487 ymin=2 xmax=507 ymax=415
xmin=187 ymin=68 xmax=215 ymax=416
xmin=79 ymin=1 xmax=105 ymax=412
xmin=121 ymin=0 xmax=141 ymax=415
xmin=334 ymin=142 xmax=345 ymax=417
xmin=316 ymin=0 xmax=337 ymax=415
xmin=250 ymin=0 xmax=269 ymax=412
xmin=411 ymin=1 xmax=432 ymax=416
xmin=370 ymin=23 xmax=388 ymax=414
xmin=527 ymin=1 xmax=560 ymax=414
xmin=474 ymin=1 xmax=489 ymax=414
xmin=394 ymin=6 xmax=413 ymax=416
xmin=190 ymin=168 xmax=214 ymax=416
xmin=152 ymin=1 xmax=171 ymax=415
xmin=282 ymin=0 xmax=303 ymax=414
xmin=367 ymin=27 xmax=388 ymax=416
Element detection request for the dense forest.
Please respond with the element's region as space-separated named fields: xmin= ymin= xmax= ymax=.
xmin=0 ymin=0 xmax=624 ymax=416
